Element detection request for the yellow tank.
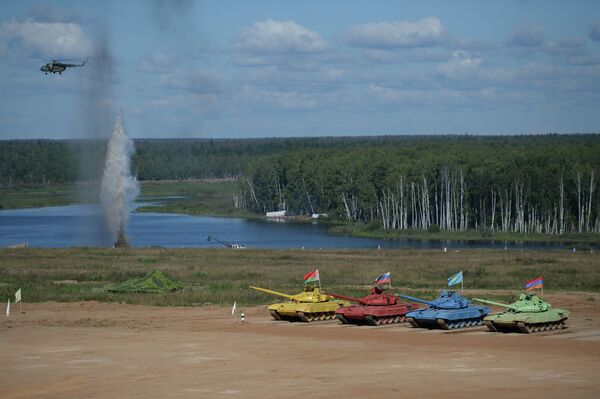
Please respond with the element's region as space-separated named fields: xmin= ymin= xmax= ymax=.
xmin=250 ymin=285 xmax=351 ymax=322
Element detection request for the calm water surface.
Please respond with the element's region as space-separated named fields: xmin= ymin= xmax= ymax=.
xmin=0 ymin=204 xmax=576 ymax=250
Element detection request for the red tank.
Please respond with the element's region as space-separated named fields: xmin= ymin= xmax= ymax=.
xmin=325 ymin=287 xmax=420 ymax=326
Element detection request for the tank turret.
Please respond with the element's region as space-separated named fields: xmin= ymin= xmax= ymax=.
xmin=249 ymin=285 xmax=330 ymax=303
xmin=250 ymin=285 xmax=351 ymax=322
xmin=396 ymin=290 xmax=471 ymax=310
xmin=325 ymin=287 xmax=397 ymax=306
xmin=473 ymin=293 xmax=549 ymax=312
xmin=473 ymin=293 xmax=569 ymax=333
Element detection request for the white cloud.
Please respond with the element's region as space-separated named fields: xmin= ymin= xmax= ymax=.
xmin=0 ymin=18 xmax=91 ymax=58
xmin=346 ymin=17 xmax=445 ymax=48
xmin=234 ymin=19 xmax=329 ymax=53
xmin=438 ymin=51 xmax=483 ymax=80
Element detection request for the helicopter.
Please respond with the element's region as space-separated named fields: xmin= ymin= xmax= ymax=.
xmin=40 ymin=57 xmax=88 ymax=75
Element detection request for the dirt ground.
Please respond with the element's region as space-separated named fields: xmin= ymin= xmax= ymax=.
xmin=1 ymin=293 xmax=600 ymax=399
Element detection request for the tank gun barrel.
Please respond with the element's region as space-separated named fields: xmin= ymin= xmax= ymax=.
xmin=249 ymin=286 xmax=295 ymax=300
xmin=324 ymin=292 xmax=365 ymax=304
xmin=472 ymin=298 xmax=518 ymax=310
xmin=396 ymin=293 xmax=436 ymax=307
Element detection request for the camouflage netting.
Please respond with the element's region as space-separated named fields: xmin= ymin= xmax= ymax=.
xmin=105 ymin=270 xmax=183 ymax=293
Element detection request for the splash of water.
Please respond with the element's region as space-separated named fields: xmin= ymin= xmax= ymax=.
xmin=100 ymin=114 xmax=140 ymax=243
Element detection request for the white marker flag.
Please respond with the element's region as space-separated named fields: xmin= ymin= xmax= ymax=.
xmin=15 ymin=288 xmax=21 ymax=303
xmin=231 ymin=301 xmax=237 ymax=316
xmin=6 ymin=298 xmax=10 ymax=316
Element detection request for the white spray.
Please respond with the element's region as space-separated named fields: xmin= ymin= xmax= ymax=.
xmin=100 ymin=114 xmax=140 ymax=244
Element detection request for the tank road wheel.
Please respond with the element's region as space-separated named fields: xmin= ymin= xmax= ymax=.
xmin=297 ymin=312 xmax=309 ymax=322
xmin=517 ymin=322 xmax=533 ymax=333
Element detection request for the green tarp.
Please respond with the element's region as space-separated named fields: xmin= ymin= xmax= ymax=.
xmin=105 ymin=270 xmax=183 ymax=293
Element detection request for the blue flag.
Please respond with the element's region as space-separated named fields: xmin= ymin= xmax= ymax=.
xmin=448 ymin=271 xmax=463 ymax=286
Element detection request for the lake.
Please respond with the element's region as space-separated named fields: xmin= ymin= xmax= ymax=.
xmin=0 ymin=203 xmax=577 ymax=250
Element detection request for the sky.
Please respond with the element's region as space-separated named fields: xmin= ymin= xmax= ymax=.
xmin=1 ymin=0 xmax=600 ymax=139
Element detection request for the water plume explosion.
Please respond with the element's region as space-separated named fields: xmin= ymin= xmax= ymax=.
xmin=100 ymin=114 xmax=140 ymax=247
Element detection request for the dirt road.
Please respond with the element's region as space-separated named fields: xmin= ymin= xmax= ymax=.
xmin=1 ymin=293 xmax=599 ymax=398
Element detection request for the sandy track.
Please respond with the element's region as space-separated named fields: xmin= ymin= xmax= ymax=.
xmin=1 ymin=295 xmax=600 ymax=399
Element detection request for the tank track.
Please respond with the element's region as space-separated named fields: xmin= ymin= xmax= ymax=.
xmin=269 ymin=310 xmax=282 ymax=320
xmin=270 ymin=311 xmax=297 ymax=321
xmin=516 ymin=319 xmax=567 ymax=333
xmin=436 ymin=316 xmax=485 ymax=330
xmin=484 ymin=319 xmax=567 ymax=333
xmin=364 ymin=315 xmax=405 ymax=326
xmin=406 ymin=317 xmax=420 ymax=328
xmin=336 ymin=315 xmax=349 ymax=324
xmin=296 ymin=311 xmax=337 ymax=322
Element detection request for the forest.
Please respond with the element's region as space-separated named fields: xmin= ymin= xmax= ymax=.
xmin=1 ymin=135 xmax=599 ymax=235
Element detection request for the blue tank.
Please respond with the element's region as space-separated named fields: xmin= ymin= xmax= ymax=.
xmin=396 ymin=291 xmax=490 ymax=330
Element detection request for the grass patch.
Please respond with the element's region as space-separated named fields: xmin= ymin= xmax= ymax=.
xmin=0 ymin=248 xmax=598 ymax=306
xmin=329 ymin=224 xmax=600 ymax=245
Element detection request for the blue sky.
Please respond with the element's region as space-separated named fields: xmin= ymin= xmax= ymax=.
xmin=1 ymin=0 xmax=600 ymax=139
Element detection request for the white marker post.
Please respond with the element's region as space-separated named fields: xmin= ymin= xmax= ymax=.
xmin=5 ymin=298 xmax=10 ymax=317
xmin=231 ymin=301 xmax=237 ymax=321
xmin=15 ymin=288 xmax=21 ymax=313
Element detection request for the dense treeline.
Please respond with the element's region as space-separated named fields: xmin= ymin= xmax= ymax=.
xmin=240 ymin=135 xmax=600 ymax=235
xmin=0 ymin=137 xmax=400 ymax=185
xmin=2 ymin=135 xmax=600 ymax=235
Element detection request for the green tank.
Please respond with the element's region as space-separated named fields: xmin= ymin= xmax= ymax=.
xmin=250 ymin=285 xmax=351 ymax=322
xmin=473 ymin=293 xmax=570 ymax=333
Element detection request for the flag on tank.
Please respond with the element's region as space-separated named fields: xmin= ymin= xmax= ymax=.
xmin=374 ymin=272 xmax=391 ymax=285
xmin=525 ymin=277 xmax=543 ymax=291
xmin=447 ymin=271 xmax=463 ymax=286
xmin=303 ymin=269 xmax=320 ymax=284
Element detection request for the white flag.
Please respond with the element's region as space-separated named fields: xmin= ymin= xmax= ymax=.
xmin=231 ymin=301 xmax=237 ymax=316
xmin=15 ymin=288 xmax=21 ymax=303
xmin=6 ymin=298 xmax=10 ymax=316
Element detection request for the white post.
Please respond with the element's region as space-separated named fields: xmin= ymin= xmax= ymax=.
xmin=5 ymin=298 xmax=10 ymax=317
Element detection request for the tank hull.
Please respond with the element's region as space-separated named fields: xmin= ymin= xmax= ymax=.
xmin=405 ymin=306 xmax=490 ymax=330
xmin=335 ymin=303 xmax=419 ymax=326
xmin=268 ymin=300 xmax=351 ymax=322
xmin=483 ymin=309 xmax=570 ymax=333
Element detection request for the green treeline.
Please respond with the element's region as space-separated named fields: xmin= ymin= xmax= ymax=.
xmin=241 ymin=135 xmax=600 ymax=235
xmin=1 ymin=135 xmax=599 ymax=235
xmin=0 ymin=137 xmax=385 ymax=185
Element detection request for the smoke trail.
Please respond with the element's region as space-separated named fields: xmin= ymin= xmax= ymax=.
xmin=99 ymin=114 xmax=140 ymax=242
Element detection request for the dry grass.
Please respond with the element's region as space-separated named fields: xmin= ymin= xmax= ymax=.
xmin=0 ymin=248 xmax=598 ymax=306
